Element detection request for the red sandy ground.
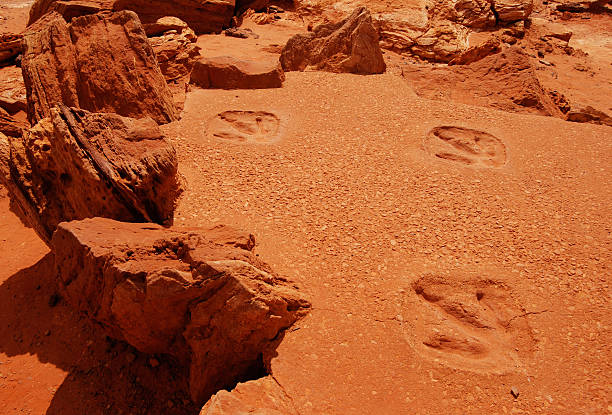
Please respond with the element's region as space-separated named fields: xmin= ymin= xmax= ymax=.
xmin=1 ymin=3 xmax=611 ymax=415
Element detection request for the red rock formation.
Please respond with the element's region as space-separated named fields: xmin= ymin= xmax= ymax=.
xmin=28 ymin=0 xmax=111 ymax=25
xmin=493 ymin=0 xmax=534 ymax=22
xmin=0 ymin=105 xmax=181 ymax=244
xmin=448 ymin=36 xmax=502 ymax=65
xmin=201 ymin=377 xmax=299 ymax=414
xmin=0 ymin=107 xmax=27 ymax=138
xmin=28 ymin=0 xmax=236 ymax=34
xmin=191 ymin=56 xmax=285 ymax=89
xmin=51 ymin=218 xmax=310 ymax=404
xmin=402 ymin=47 xmax=563 ymax=117
xmin=147 ymin=18 xmax=201 ymax=83
xmin=280 ymin=7 xmax=386 ymax=74
xmin=21 ymin=11 xmax=178 ymax=125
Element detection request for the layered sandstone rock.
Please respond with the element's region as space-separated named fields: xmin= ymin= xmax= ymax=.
xmin=28 ymin=0 xmax=111 ymax=25
xmin=51 ymin=218 xmax=310 ymax=404
xmin=191 ymin=56 xmax=285 ymax=89
xmin=410 ymin=22 xmax=469 ymax=63
xmin=448 ymin=36 xmax=502 ymax=65
xmin=147 ymin=18 xmax=201 ymax=82
xmin=21 ymin=11 xmax=178 ymax=125
xmin=431 ymin=0 xmax=496 ymax=28
xmin=201 ymin=377 xmax=299 ymax=414
xmin=0 ymin=105 xmax=181 ymax=244
xmin=493 ymin=0 xmax=534 ymax=22
xmin=281 ymin=7 xmax=386 ymax=74
xmin=28 ymin=0 xmax=235 ymax=34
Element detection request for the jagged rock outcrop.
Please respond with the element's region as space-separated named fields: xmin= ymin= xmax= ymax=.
xmin=375 ymin=0 xmax=534 ymax=63
xmin=191 ymin=56 xmax=285 ymax=89
xmin=410 ymin=21 xmax=469 ymax=63
xmin=28 ymin=0 xmax=236 ymax=34
xmin=201 ymin=377 xmax=299 ymax=414
xmin=280 ymin=7 xmax=386 ymax=74
xmin=51 ymin=218 xmax=310 ymax=404
xmin=432 ymin=0 xmax=496 ymax=28
xmin=146 ymin=18 xmax=201 ymax=82
xmin=0 ymin=105 xmax=181 ymax=244
xmin=21 ymin=11 xmax=178 ymax=125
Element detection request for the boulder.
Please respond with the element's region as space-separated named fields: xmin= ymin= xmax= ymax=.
xmin=452 ymin=0 xmax=497 ymax=27
xmin=566 ymin=106 xmax=612 ymax=126
xmin=28 ymin=0 xmax=236 ymax=34
xmin=143 ymin=16 xmax=190 ymax=36
xmin=280 ymin=7 xmax=386 ymax=74
xmin=492 ymin=0 xmax=534 ymax=22
xmin=0 ymin=105 xmax=181 ymax=244
xmin=0 ymin=107 xmax=27 ymax=138
xmin=201 ymin=377 xmax=299 ymax=414
xmin=0 ymin=33 xmax=22 ymax=66
xmin=410 ymin=22 xmax=469 ymax=63
xmin=51 ymin=218 xmax=310 ymax=404
xmin=191 ymin=56 xmax=285 ymax=89
xmin=402 ymin=47 xmax=563 ymax=117
xmin=147 ymin=19 xmax=201 ymax=82
xmin=21 ymin=11 xmax=178 ymax=125
xmin=448 ymin=36 xmax=502 ymax=65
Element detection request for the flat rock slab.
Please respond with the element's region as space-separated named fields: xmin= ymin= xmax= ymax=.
xmin=51 ymin=218 xmax=310 ymax=404
xmin=191 ymin=56 xmax=285 ymax=89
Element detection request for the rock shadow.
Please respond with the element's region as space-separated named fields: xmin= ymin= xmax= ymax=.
xmin=0 ymin=254 xmax=199 ymax=415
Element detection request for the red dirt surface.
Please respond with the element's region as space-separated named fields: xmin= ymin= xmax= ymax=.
xmin=1 ymin=2 xmax=611 ymax=415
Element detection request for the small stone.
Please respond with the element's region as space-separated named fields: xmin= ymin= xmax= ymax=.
xmin=126 ymin=353 xmax=136 ymax=363
xmin=44 ymin=330 xmax=50 ymax=336
xmin=510 ymin=387 xmax=520 ymax=398
xmin=149 ymin=358 xmax=160 ymax=368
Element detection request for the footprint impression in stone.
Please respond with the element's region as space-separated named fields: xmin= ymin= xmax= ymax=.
xmin=208 ymin=111 xmax=281 ymax=144
xmin=424 ymin=126 xmax=507 ymax=168
xmin=404 ymin=273 xmax=536 ymax=373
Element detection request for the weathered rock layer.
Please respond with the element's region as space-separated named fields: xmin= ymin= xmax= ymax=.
xmin=21 ymin=10 xmax=178 ymax=125
xmin=28 ymin=0 xmax=235 ymax=34
xmin=51 ymin=218 xmax=310 ymax=404
xmin=0 ymin=105 xmax=181 ymax=244
xmin=281 ymin=7 xmax=386 ymax=74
